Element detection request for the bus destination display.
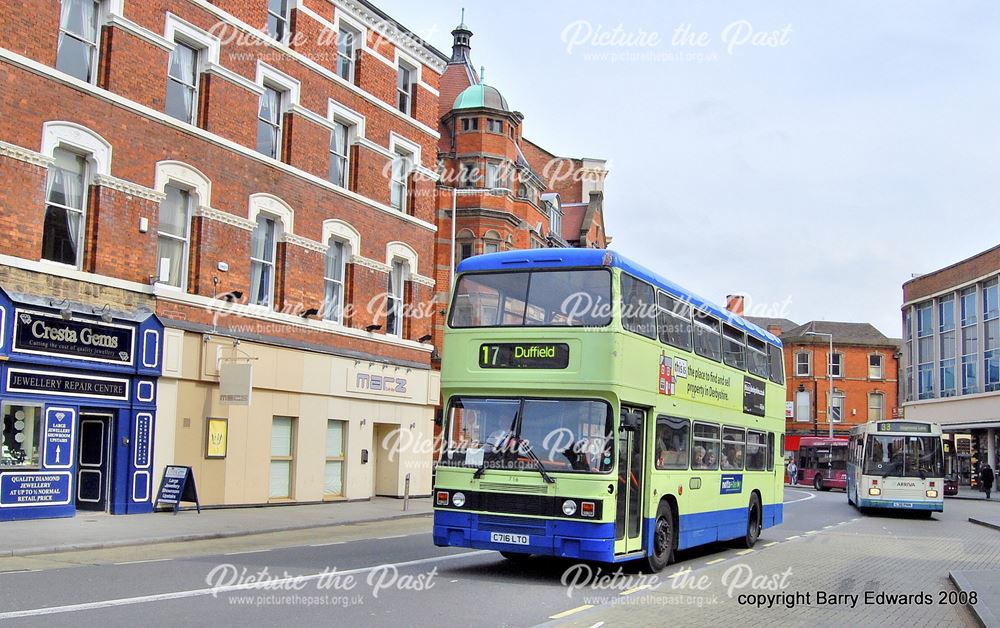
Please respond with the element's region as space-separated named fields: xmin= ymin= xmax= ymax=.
xmin=479 ymin=343 xmax=570 ymax=369
xmin=877 ymin=421 xmax=932 ymax=433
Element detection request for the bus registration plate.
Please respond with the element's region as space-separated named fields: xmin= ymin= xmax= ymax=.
xmin=491 ymin=532 xmax=529 ymax=545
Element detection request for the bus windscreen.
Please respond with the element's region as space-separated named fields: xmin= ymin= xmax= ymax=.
xmin=449 ymin=269 xmax=611 ymax=328
xmin=439 ymin=397 xmax=614 ymax=474
xmin=863 ymin=434 xmax=943 ymax=478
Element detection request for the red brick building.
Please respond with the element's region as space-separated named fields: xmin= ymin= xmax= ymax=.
xmin=429 ymin=19 xmax=611 ymax=349
xmin=764 ymin=321 xmax=901 ymax=440
xmin=0 ymin=0 xmax=449 ymax=517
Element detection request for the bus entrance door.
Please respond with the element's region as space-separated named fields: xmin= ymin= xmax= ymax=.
xmin=615 ymin=406 xmax=646 ymax=556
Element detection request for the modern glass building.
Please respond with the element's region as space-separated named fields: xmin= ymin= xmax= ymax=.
xmin=901 ymin=244 xmax=1000 ymax=484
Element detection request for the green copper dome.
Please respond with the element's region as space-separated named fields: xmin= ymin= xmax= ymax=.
xmin=453 ymin=84 xmax=509 ymax=111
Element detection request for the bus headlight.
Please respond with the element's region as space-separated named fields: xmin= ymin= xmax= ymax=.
xmin=562 ymin=500 xmax=577 ymax=516
xmin=868 ymin=487 xmax=881 ymax=496
xmin=925 ymin=490 xmax=938 ymax=498
xmin=452 ymin=492 xmax=466 ymax=508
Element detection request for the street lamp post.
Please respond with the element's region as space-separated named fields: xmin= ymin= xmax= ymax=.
xmin=805 ymin=331 xmax=835 ymax=440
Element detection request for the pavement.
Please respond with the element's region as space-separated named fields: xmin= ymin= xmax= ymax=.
xmin=953 ymin=485 xmax=1000 ymax=501
xmin=968 ymin=513 xmax=1000 ymax=533
xmin=0 ymin=497 xmax=431 ymax=557
xmin=950 ymin=570 xmax=1000 ymax=628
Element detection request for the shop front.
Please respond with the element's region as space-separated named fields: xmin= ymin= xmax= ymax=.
xmin=0 ymin=288 xmax=163 ymax=520
xmin=154 ymin=330 xmax=438 ymax=507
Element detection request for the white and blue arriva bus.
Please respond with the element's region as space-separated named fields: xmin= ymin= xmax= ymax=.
xmin=847 ymin=420 xmax=944 ymax=516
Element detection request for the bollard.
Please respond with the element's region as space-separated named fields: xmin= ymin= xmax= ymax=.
xmin=403 ymin=473 xmax=410 ymax=511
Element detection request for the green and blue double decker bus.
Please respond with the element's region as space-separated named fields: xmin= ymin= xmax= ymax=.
xmin=433 ymin=249 xmax=786 ymax=571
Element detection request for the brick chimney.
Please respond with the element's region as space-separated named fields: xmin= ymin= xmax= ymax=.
xmin=725 ymin=294 xmax=745 ymax=317
xmin=767 ymin=325 xmax=783 ymax=337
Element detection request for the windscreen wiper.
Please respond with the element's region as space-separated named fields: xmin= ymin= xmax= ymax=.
xmin=473 ymin=455 xmax=491 ymax=479
xmin=518 ymin=440 xmax=555 ymax=484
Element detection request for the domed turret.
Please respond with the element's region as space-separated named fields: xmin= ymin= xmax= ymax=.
xmin=452 ymin=83 xmax=509 ymax=111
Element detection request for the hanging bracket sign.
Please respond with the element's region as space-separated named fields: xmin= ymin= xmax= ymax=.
xmin=219 ymin=362 xmax=253 ymax=406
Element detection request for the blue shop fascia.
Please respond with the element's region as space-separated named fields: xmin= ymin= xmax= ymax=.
xmin=0 ymin=287 xmax=162 ymax=520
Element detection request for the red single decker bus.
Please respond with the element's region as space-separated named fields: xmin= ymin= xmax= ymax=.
xmin=795 ymin=437 xmax=849 ymax=491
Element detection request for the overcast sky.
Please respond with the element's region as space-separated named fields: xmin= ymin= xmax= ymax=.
xmin=381 ymin=0 xmax=1000 ymax=338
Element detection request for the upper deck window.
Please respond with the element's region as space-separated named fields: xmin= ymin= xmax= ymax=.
xmin=747 ymin=336 xmax=769 ymax=379
xmin=449 ymin=269 xmax=612 ymax=328
xmin=768 ymin=344 xmax=785 ymax=384
xmin=621 ymin=274 xmax=657 ymax=339
xmin=722 ymin=324 xmax=746 ymax=370
xmin=657 ymin=292 xmax=692 ymax=351
xmin=693 ymin=311 xmax=722 ymax=362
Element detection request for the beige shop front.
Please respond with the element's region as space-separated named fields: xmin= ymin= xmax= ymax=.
xmin=152 ymin=330 xmax=439 ymax=506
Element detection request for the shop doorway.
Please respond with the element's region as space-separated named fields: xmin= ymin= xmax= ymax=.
xmin=372 ymin=423 xmax=400 ymax=497
xmin=76 ymin=412 xmax=113 ymax=511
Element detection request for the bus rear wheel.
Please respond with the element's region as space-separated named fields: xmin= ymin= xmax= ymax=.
xmin=814 ymin=475 xmax=825 ymax=491
xmin=740 ymin=494 xmax=762 ymax=549
xmin=644 ymin=501 xmax=675 ymax=572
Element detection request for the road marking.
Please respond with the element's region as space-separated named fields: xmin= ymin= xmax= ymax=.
xmin=705 ymin=558 xmax=726 ymax=565
xmin=736 ymin=549 xmax=754 ymax=555
xmin=309 ymin=541 xmax=346 ymax=547
xmin=620 ymin=585 xmax=651 ymax=596
xmin=112 ymin=559 xmax=172 ymax=566
xmin=823 ymin=525 xmax=834 ymax=529
xmin=762 ymin=541 xmax=779 ymax=547
xmin=783 ymin=490 xmax=816 ymax=504
xmin=785 ymin=535 xmax=800 ymax=540
xmin=804 ymin=530 xmax=819 ymax=535
xmin=376 ymin=534 xmax=410 ymax=540
xmin=223 ymin=549 xmax=271 ymax=556
xmin=0 ymin=569 xmax=39 ymax=575
xmin=549 ymin=605 xmax=594 ymax=620
xmin=837 ymin=521 xmax=848 ymax=525
xmin=0 ymin=550 xmax=493 ymax=620
xmin=587 ymin=623 xmax=605 ymax=628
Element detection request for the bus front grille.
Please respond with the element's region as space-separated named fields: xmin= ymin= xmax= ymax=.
xmin=478 ymin=482 xmax=549 ymax=495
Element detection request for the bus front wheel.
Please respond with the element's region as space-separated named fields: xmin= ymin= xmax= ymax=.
xmin=740 ymin=494 xmax=762 ymax=549
xmin=644 ymin=501 xmax=676 ymax=572
xmin=499 ymin=551 xmax=531 ymax=563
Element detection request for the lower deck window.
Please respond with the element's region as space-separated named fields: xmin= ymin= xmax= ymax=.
xmin=746 ymin=431 xmax=766 ymax=470
xmin=692 ymin=422 xmax=720 ymax=469
xmin=721 ymin=427 xmax=746 ymax=470
xmin=1 ymin=403 xmax=41 ymax=469
xmin=655 ymin=416 xmax=689 ymax=469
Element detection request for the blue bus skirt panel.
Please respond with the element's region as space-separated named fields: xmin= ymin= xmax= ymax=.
xmin=434 ymin=511 xmax=617 ymax=562
xmin=670 ymin=503 xmax=782 ymax=551
xmin=435 ymin=503 xmax=784 ymax=561
xmin=857 ymin=497 xmax=943 ymax=512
